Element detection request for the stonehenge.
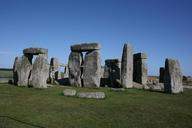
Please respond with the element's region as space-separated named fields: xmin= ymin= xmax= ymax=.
xmin=68 ymin=43 xmax=101 ymax=88
xmin=12 ymin=43 xmax=183 ymax=94
xmin=13 ymin=47 xmax=49 ymax=88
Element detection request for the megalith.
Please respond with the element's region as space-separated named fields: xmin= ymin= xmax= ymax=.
xmin=164 ymin=58 xmax=183 ymax=93
xmin=133 ymin=53 xmax=148 ymax=85
xmin=121 ymin=43 xmax=133 ymax=88
xmin=30 ymin=54 xmax=49 ymax=88
xmin=16 ymin=55 xmax=32 ymax=86
xmin=49 ymin=57 xmax=60 ymax=83
xmin=159 ymin=67 xmax=164 ymax=83
xmin=68 ymin=52 xmax=83 ymax=87
xmin=83 ymin=50 xmax=101 ymax=88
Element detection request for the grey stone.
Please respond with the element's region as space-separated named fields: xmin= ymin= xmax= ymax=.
xmin=133 ymin=53 xmax=148 ymax=85
xmin=159 ymin=67 xmax=164 ymax=83
xmin=121 ymin=43 xmax=133 ymax=88
xmin=77 ymin=92 xmax=105 ymax=99
xmin=83 ymin=50 xmax=101 ymax=88
xmin=104 ymin=59 xmax=121 ymax=88
xmin=23 ymin=47 xmax=48 ymax=55
xmin=71 ymin=43 xmax=100 ymax=52
xmin=13 ymin=57 xmax=19 ymax=85
xmin=110 ymin=88 xmax=125 ymax=92
xmin=133 ymin=82 xmax=144 ymax=89
xmin=68 ymin=52 xmax=83 ymax=87
xmin=49 ymin=57 xmax=60 ymax=83
xmin=63 ymin=89 xmax=77 ymax=97
xmin=164 ymin=58 xmax=183 ymax=93
xmin=16 ymin=56 xmax=32 ymax=86
xmin=30 ymin=54 xmax=49 ymax=88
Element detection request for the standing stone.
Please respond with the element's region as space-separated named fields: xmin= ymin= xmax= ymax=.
xmin=49 ymin=57 xmax=60 ymax=83
xmin=164 ymin=58 xmax=183 ymax=93
xmin=16 ymin=56 xmax=32 ymax=86
xmin=133 ymin=53 xmax=148 ymax=85
xmin=159 ymin=67 xmax=164 ymax=83
xmin=13 ymin=57 xmax=19 ymax=85
xmin=121 ymin=43 xmax=133 ymax=88
xmin=68 ymin=52 xmax=83 ymax=87
xmin=30 ymin=54 xmax=49 ymax=88
xmin=83 ymin=50 xmax=101 ymax=87
xmin=104 ymin=59 xmax=121 ymax=88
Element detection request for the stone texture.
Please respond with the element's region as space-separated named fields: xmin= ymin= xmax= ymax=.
xmin=49 ymin=57 xmax=60 ymax=83
xmin=63 ymin=89 xmax=77 ymax=97
xmin=159 ymin=67 xmax=164 ymax=83
xmin=13 ymin=57 xmax=19 ymax=85
xmin=104 ymin=59 xmax=121 ymax=88
xmin=71 ymin=43 xmax=100 ymax=52
xmin=110 ymin=88 xmax=125 ymax=92
xmin=16 ymin=56 xmax=32 ymax=86
xmin=133 ymin=53 xmax=148 ymax=85
xmin=121 ymin=43 xmax=133 ymax=88
xmin=83 ymin=50 xmax=101 ymax=87
xmin=68 ymin=52 xmax=83 ymax=87
xmin=77 ymin=92 xmax=105 ymax=99
xmin=23 ymin=47 xmax=48 ymax=55
xmin=164 ymin=58 xmax=183 ymax=93
xmin=30 ymin=54 xmax=49 ymax=88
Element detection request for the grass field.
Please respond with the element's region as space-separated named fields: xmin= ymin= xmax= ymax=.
xmin=0 ymin=84 xmax=192 ymax=128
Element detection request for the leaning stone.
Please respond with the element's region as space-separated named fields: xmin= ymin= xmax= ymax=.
xmin=121 ymin=43 xmax=133 ymax=88
xmin=30 ymin=54 xmax=49 ymax=88
xmin=77 ymin=92 xmax=105 ymax=99
xmin=16 ymin=56 xmax=32 ymax=86
xmin=71 ymin=43 xmax=100 ymax=52
xmin=68 ymin=52 xmax=83 ymax=87
xmin=164 ymin=58 xmax=183 ymax=93
xmin=23 ymin=47 xmax=48 ymax=55
xmin=83 ymin=50 xmax=101 ymax=88
xmin=63 ymin=89 xmax=77 ymax=97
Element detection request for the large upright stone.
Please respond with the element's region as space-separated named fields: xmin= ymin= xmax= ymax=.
xmin=49 ymin=57 xmax=60 ymax=83
xmin=159 ymin=67 xmax=164 ymax=83
xmin=68 ymin=52 xmax=83 ymax=87
xmin=121 ymin=44 xmax=133 ymax=88
xmin=164 ymin=58 xmax=183 ymax=93
xmin=104 ymin=59 xmax=121 ymax=88
xmin=13 ymin=57 xmax=19 ymax=85
xmin=133 ymin=53 xmax=148 ymax=85
xmin=71 ymin=43 xmax=100 ymax=52
xmin=16 ymin=56 xmax=32 ymax=86
xmin=30 ymin=54 xmax=49 ymax=88
xmin=83 ymin=50 xmax=101 ymax=87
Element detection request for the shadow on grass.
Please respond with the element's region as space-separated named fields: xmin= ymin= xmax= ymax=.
xmin=0 ymin=116 xmax=45 ymax=128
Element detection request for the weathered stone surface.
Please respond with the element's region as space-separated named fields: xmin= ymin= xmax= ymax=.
xmin=121 ymin=43 xmax=133 ymax=88
xmin=77 ymin=92 xmax=105 ymax=99
xmin=16 ymin=56 xmax=32 ymax=86
xmin=50 ymin=58 xmax=59 ymax=71
xmin=13 ymin=57 xmax=19 ymax=85
xmin=110 ymin=88 xmax=125 ymax=92
xmin=83 ymin=50 xmax=101 ymax=87
xmin=23 ymin=47 xmax=48 ymax=55
xmin=30 ymin=54 xmax=49 ymax=88
xmin=71 ymin=43 xmax=100 ymax=52
xmin=49 ymin=57 xmax=60 ymax=83
xmin=133 ymin=53 xmax=148 ymax=85
xmin=164 ymin=58 xmax=183 ymax=93
xmin=159 ymin=67 xmax=164 ymax=83
xmin=63 ymin=89 xmax=77 ymax=97
xmin=133 ymin=82 xmax=144 ymax=89
xmin=68 ymin=52 xmax=83 ymax=87
xmin=104 ymin=59 xmax=121 ymax=88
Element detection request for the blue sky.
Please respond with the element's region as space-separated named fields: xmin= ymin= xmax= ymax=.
xmin=0 ymin=0 xmax=191 ymax=76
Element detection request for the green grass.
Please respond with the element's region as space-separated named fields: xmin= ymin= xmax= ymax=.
xmin=0 ymin=84 xmax=192 ymax=128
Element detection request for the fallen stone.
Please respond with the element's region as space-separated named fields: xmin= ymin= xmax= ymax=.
xmin=30 ymin=54 xmax=49 ymax=88
xmin=121 ymin=43 xmax=133 ymax=88
xmin=110 ymin=88 xmax=125 ymax=92
xmin=77 ymin=92 xmax=105 ymax=99
xmin=63 ymin=89 xmax=77 ymax=97
xmin=71 ymin=43 xmax=100 ymax=52
xmin=68 ymin=52 xmax=83 ymax=87
xmin=133 ymin=82 xmax=144 ymax=89
xmin=83 ymin=50 xmax=101 ymax=87
xmin=164 ymin=58 xmax=183 ymax=93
